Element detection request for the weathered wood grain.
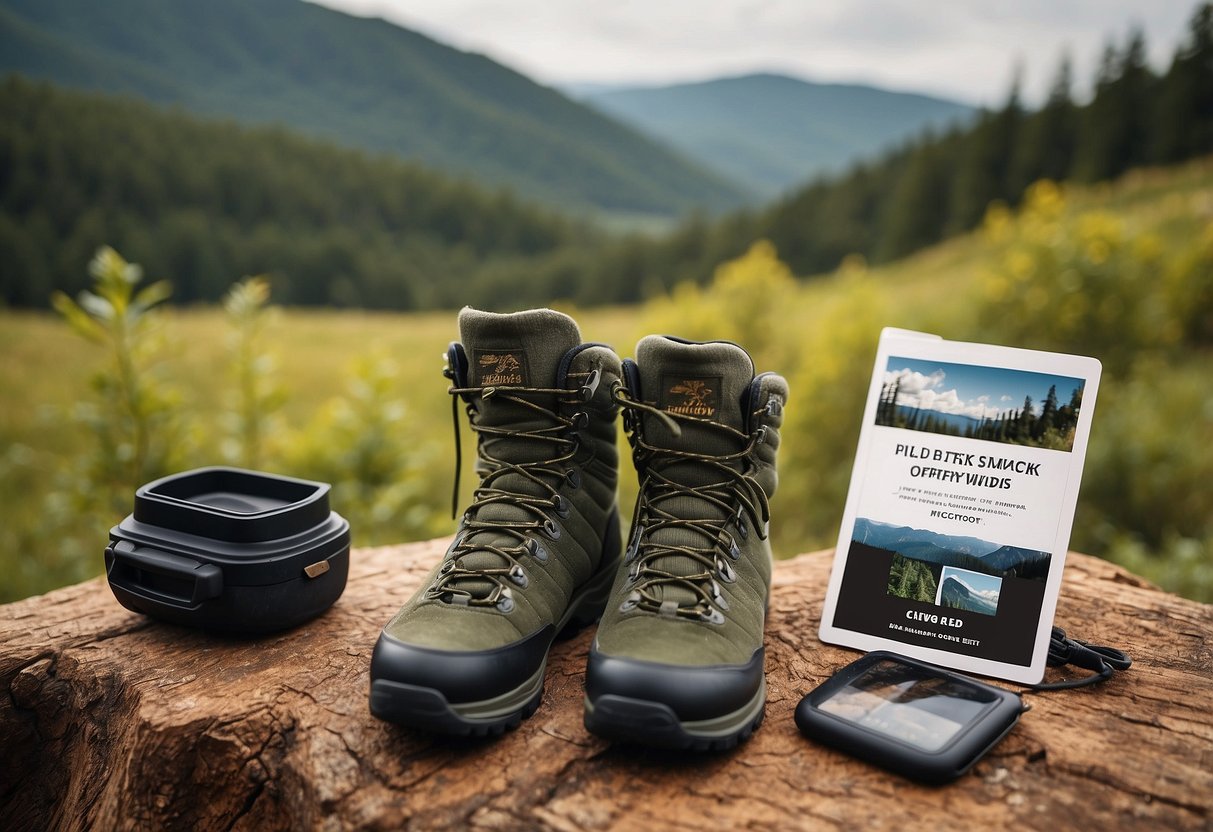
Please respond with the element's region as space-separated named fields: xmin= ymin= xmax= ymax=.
xmin=2 ymin=542 xmax=1210 ymax=831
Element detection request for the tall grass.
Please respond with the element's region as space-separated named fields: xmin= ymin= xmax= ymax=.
xmin=2 ymin=160 xmax=1211 ymax=603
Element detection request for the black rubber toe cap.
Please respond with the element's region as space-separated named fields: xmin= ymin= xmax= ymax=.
xmin=585 ymin=646 xmax=765 ymax=721
xmin=371 ymin=625 xmax=555 ymax=704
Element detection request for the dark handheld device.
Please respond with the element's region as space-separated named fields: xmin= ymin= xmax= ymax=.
xmin=795 ymin=651 xmax=1024 ymax=785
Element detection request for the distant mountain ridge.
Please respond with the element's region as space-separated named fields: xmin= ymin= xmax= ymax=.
xmin=852 ymin=518 xmax=997 ymax=558
xmin=580 ymin=72 xmax=974 ymax=196
xmin=940 ymin=576 xmax=998 ymax=615
xmin=0 ymin=0 xmax=749 ymax=217
xmin=852 ymin=518 xmax=1050 ymax=581
xmin=892 ymin=404 xmax=984 ymax=435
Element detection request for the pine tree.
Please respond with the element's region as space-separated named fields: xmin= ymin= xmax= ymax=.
xmin=1019 ymin=396 xmax=1036 ymax=442
xmin=948 ymin=71 xmax=1024 ymax=231
xmin=1010 ymin=51 xmax=1077 ymax=192
xmin=1037 ymin=385 xmax=1059 ymax=438
xmin=1154 ymin=3 xmax=1213 ymax=162
xmin=1075 ymin=29 xmax=1157 ymax=181
xmin=878 ymin=136 xmax=954 ymax=260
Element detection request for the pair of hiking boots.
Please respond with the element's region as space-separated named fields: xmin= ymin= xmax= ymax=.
xmin=369 ymin=307 xmax=788 ymax=751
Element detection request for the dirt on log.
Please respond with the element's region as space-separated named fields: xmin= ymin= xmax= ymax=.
xmin=1 ymin=540 xmax=1211 ymax=831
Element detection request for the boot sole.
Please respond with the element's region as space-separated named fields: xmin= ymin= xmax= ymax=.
xmin=370 ymin=666 xmax=546 ymax=737
xmin=370 ymin=509 xmax=622 ymax=735
xmin=583 ymin=676 xmax=766 ymax=752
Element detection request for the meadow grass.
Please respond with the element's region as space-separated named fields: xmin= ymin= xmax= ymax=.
xmin=2 ymin=157 xmax=1210 ymax=602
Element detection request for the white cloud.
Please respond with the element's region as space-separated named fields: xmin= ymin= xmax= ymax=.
xmin=886 ymin=368 xmax=1003 ymax=419
xmin=310 ymin=0 xmax=1196 ymax=106
xmin=884 ymin=368 xmax=945 ymax=395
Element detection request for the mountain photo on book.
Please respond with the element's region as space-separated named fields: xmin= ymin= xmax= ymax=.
xmin=936 ymin=567 xmax=1002 ymax=616
xmin=874 ymin=357 xmax=1087 ymax=452
xmin=856 ymin=518 xmax=1052 ymax=586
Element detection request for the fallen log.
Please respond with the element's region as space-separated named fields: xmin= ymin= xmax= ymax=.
xmin=2 ymin=541 xmax=1210 ymax=830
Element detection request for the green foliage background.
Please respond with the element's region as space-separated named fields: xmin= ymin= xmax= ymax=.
xmin=4 ymin=6 xmax=1213 ymax=312
xmin=1 ymin=4 xmax=1211 ymax=607
xmin=2 ymin=159 xmax=1209 ymax=604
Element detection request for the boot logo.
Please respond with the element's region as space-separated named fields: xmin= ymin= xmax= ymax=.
xmin=475 ymin=350 xmax=527 ymax=386
xmin=664 ymin=375 xmax=721 ymax=419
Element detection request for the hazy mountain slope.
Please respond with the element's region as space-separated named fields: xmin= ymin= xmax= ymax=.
xmin=0 ymin=76 xmax=598 ymax=308
xmin=0 ymin=0 xmax=750 ymax=216
xmin=582 ymin=72 xmax=974 ymax=196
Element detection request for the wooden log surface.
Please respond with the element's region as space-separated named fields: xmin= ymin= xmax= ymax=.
xmin=2 ymin=540 xmax=1211 ymax=831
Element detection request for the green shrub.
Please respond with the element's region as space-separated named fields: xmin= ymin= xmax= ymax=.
xmin=281 ymin=352 xmax=445 ymax=545
xmin=50 ymin=246 xmax=184 ymax=513
xmin=221 ymin=276 xmax=286 ymax=469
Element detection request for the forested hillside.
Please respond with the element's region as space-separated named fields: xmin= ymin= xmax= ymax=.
xmin=0 ymin=0 xmax=748 ymax=216
xmin=612 ymin=4 xmax=1213 ymax=291
xmin=3 ymin=5 xmax=1212 ymax=311
xmin=0 ymin=77 xmax=604 ymax=308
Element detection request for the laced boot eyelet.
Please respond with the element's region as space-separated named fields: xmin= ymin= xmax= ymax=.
xmin=526 ymin=539 xmax=549 ymax=564
xmin=496 ymin=588 xmax=515 ymax=613
xmin=700 ymin=608 xmax=725 ymax=625
xmin=716 ymin=557 xmax=737 ymax=583
xmin=734 ymin=508 xmax=749 ymax=540
xmin=552 ymin=494 xmax=571 ymax=518
xmin=569 ymin=411 xmax=590 ymax=432
xmin=509 ymin=564 xmax=528 ymax=588
xmin=619 ymin=590 xmax=641 ymax=612
xmin=439 ymin=560 xmax=456 ymax=574
xmin=542 ymin=518 xmax=562 ymax=540
xmin=711 ymin=579 xmax=730 ymax=611
xmin=564 ymin=468 xmax=582 ymax=489
xmin=624 ymin=526 xmax=644 ymax=563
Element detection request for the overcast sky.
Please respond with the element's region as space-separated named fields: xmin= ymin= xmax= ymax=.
xmin=309 ymin=0 xmax=1197 ymax=106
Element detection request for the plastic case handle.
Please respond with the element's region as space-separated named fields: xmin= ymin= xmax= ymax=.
xmin=106 ymin=541 xmax=224 ymax=609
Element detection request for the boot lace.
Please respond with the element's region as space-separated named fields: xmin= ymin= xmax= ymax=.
xmin=613 ymin=384 xmax=770 ymax=624
xmin=425 ymin=368 xmax=600 ymax=612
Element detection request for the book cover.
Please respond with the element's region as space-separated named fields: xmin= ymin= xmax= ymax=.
xmin=818 ymin=329 xmax=1102 ymax=684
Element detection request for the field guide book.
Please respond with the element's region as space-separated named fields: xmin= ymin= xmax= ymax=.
xmin=818 ymin=328 xmax=1102 ymax=684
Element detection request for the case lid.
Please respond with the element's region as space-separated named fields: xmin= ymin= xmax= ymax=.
xmin=112 ymin=467 xmax=350 ymax=587
xmin=134 ymin=467 xmax=332 ymax=543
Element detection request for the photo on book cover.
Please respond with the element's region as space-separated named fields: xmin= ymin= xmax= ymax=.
xmin=818 ymin=330 xmax=1101 ymax=685
xmin=875 ymin=357 xmax=1086 ymax=453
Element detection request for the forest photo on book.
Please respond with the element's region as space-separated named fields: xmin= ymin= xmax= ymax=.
xmin=875 ymin=357 xmax=1086 ymax=452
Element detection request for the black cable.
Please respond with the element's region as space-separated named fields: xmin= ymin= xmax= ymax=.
xmin=1026 ymin=626 xmax=1132 ymax=691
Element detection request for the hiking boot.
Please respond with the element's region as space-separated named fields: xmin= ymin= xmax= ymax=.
xmin=584 ymin=336 xmax=788 ymax=750
xmin=370 ymin=307 xmax=623 ymax=736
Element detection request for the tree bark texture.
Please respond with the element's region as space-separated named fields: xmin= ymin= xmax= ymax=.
xmin=2 ymin=541 xmax=1210 ymax=831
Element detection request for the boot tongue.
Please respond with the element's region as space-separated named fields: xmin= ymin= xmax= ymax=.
xmin=453 ymin=308 xmax=581 ymax=590
xmin=635 ymin=335 xmax=754 ymax=463
xmin=633 ymin=336 xmax=756 ymax=607
xmin=460 ymin=306 xmax=580 ymax=400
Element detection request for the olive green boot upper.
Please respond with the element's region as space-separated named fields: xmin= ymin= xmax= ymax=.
xmin=585 ymin=335 xmax=788 ymax=749
xmin=370 ymin=307 xmax=623 ymax=733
